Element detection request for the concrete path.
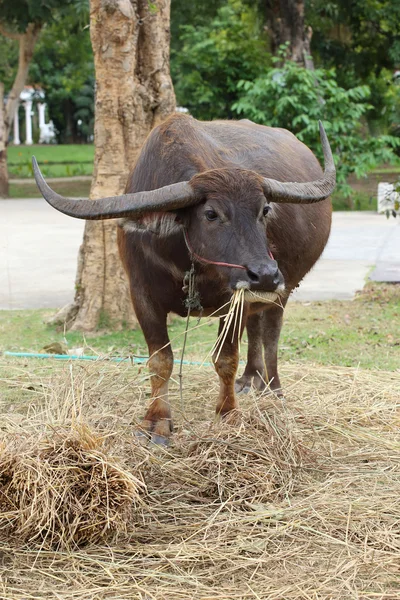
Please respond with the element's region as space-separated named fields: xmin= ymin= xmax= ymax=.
xmin=0 ymin=200 xmax=399 ymax=309
xmin=0 ymin=199 xmax=84 ymax=310
xmin=292 ymin=212 xmax=399 ymax=301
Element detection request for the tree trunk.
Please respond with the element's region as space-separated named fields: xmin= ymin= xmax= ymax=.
xmin=61 ymin=0 xmax=176 ymax=332
xmin=0 ymin=82 xmax=8 ymax=198
xmin=0 ymin=22 xmax=42 ymax=197
xmin=265 ymin=0 xmax=314 ymax=68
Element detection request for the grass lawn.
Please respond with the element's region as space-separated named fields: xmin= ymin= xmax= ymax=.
xmin=1 ymin=283 xmax=399 ymax=371
xmin=8 ymin=144 xmax=94 ymax=164
xmin=8 ymin=144 xmax=94 ymax=178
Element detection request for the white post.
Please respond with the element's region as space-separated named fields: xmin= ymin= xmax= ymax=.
xmin=13 ymin=107 xmax=21 ymax=145
xmin=38 ymin=102 xmax=46 ymax=128
xmin=24 ymin=100 xmax=33 ymax=145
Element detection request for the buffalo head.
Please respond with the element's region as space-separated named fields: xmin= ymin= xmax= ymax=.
xmin=179 ymin=167 xmax=284 ymax=299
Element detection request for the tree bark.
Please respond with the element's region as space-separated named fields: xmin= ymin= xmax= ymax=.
xmin=265 ymin=0 xmax=314 ymax=68
xmin=0 ymin=22 xmax=42 ymax=197
xmin=0 ymin=82 xmax=8 ymax=198
xmin=61 ymin=0 xmax=176 ymax=332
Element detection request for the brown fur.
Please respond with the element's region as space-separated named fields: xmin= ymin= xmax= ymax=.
xmin=118 ymin=114 xmax=332 ymax=441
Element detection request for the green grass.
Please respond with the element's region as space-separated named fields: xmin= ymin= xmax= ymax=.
xmin=8 ymin=144 xmax=94 ymax=178
xmin=9 ymin=163 xmax=93 ymax=178
xmin=1 ymin=283 xmax=399 ymax=370
xmin=8 ymin=144 xmax=94 ymax=164
xmin=372 ymin=166 xmax=400 ymax=175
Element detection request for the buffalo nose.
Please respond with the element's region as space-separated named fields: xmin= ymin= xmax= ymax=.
xmin=246 ymin=262 xmax=281 ymax=291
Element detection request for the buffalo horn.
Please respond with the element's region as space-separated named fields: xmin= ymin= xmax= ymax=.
xmin=32 ymin=157 xmax=198 ymax=220
xmin=261 ymin=121 xmax=336 ymax=203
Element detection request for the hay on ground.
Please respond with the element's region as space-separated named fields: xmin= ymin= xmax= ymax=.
xmin=0 ymin=358 xmax=399 ymax=599
xmin=173 ymin=403 xmax=310 ymax=502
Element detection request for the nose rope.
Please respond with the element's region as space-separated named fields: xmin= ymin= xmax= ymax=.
xmin=183 ymin=229 xmax=274 ymax=269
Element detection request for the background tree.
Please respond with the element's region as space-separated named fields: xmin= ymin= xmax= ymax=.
xmin=264 ymin=0 xmax=314 ymax=68
xmin=0 ymin=0 xmax=77 ymax=196
xmin=59 ymin=0 xmax=176 ymax=332
xmin=307 ymin=0 xmax=400 ymax=134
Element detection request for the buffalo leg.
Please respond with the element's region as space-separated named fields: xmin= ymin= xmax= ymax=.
xmin=213 ymin=317 xmax=240 ymax=416
xmin=235 ymin=303 xmax=286 ymax=395
xmin=261 ymin=304 xmax=286 ymax=395
xmin=235 ymin=313 xmax=266 ymax=393
xmin=138 ymin=312 xmax=174 ymax=444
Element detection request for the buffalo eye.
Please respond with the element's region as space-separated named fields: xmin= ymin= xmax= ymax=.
xmin=205 ymin=209 xmax=218 ymax=222
xmin=263 ymin=204 xmax=271 ymax=217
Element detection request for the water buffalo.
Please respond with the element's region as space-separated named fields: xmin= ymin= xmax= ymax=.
xmin=33 ymin=113 xmax=335 ymax=444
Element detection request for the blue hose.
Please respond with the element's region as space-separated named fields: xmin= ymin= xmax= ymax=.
xmin=3 ymin=351 xmax=213 ymax=367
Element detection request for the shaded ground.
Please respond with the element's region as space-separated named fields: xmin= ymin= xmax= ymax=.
xmin=9 ymin=179 xmax=91 ymax=198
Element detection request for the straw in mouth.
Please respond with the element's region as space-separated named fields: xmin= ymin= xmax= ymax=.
xmin=244 ymin=290 xmax=280 ymax=304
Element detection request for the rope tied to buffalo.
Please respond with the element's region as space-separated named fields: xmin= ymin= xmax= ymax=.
xmin=183 ymin=228 xmax=275 ymax=269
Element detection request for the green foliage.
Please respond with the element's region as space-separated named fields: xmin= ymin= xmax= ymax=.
xmin=28 ymin=4 xmax=93 ymax=143
xmin=170 ymin=0 xmax=226 ymax=55
xmin=364 ymin=70 xmax=400 ymax=136
xmin=307 ymin=0 xmax=400 ymax=134
xmin=73 ymin=76 xmax=95 ymax=140
xmin=0 ymin=35 xmax=18 ymax=89
xmin=0 ymin=0 xmax=75 ymax=32
xmin=308 ymin=0 xmax=400 ymax=78
xmin=233 ymin=52 xmax=400 ymax=195
xmin=171 ymin=0 xmax=270 ymax=120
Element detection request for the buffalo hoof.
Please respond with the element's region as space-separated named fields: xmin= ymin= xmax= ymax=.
xmin=136 ymin=418 xmax=173 ymax=447
xmin=150 ymin=433 xmax=170 ymax=447
xmin=235 ymin=373 xmax=284 ymax=398
xmin=235 ymin=372 xmax=266 ymax=394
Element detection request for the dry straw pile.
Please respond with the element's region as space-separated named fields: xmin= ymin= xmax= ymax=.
xmin=0 ymin=425 xmax=145 ymax=548
xmin=0 ymin=357 xmax=399 ymax=599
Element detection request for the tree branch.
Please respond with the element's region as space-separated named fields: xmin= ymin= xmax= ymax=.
xmin=0 ymin=22 xmax=22 ymax=41
xmin=4 ymin=22 xmax=42 ymax=136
